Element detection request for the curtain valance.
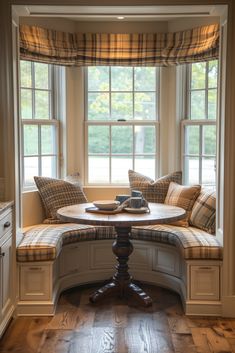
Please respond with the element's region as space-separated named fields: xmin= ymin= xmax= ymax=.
xmin=19 ymin=24 xmax=219 ymax=67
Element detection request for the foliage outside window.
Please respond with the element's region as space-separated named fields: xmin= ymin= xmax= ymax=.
xmin=86 ymin=66 xmax=159 ymax=184
xmin=20 ymin=60 xmax=59 ymax=188
xmin=183 ymin=60 xmax=218 ymax=188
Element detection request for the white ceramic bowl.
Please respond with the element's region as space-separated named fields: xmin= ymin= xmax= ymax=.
xmin=93 ymin=200 xmax=120 ymax=210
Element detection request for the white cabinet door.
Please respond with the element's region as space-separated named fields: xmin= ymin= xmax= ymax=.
xmin=190 ymin=265 xmax=220 ymax=301
xmin=20 ymin=264 xmax=52 ymax=301
xmin=0 ymin=236 xmax=12 ymax=318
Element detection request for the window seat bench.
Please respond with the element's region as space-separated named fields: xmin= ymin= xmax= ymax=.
xmin=16 ymin=222 xmax=222 ymax=317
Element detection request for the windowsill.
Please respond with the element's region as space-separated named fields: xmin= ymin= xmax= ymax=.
xmin=22 ymin=185 xmax=130 ymax=194
xmin=83 ymin=185 xmax=130 ymax=189
xmin=22 ymin=188 xmax=38 ymax=194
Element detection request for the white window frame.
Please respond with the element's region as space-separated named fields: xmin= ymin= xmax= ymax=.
xmin=181 ymin=61 xmax=218 ymax=187
xmin=20 ymin=61 xmax=61 ymax=190
xmin=187 ymin=61 xmax=218 ymax=120
xmin=181 ymin=119 xmax=216 ymax=186
xmin=84 ymin=66 xmax=160 ymax=186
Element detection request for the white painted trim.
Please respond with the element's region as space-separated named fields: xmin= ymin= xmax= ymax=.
xmin=185 ymin=301 xmax=222 ymax=316
xmin=0 ymin=305 xmax=15 ymax=337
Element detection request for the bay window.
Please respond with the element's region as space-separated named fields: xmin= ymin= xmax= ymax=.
xmin=182 ymin=60 xmax=218 ymax=188
xmin=85 ymin=66 xmax=159 ymax=185
xmin=20 ymin=60 xmax=60 ymax=188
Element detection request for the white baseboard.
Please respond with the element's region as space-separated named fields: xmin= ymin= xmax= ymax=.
xmin=185 ymin=300 xmax=222 ymax=316
xmin=17 ymin=301 xmax=56 ymax=316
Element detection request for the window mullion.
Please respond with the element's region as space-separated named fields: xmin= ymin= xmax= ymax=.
xmin=109 ymin=67 xmax=112 ymax=120
xmin=32 ymin=61 xmax=35 ymax=119
xmin=38 ymin=124 xmax=42 ymax=177
xmin=109 ymin=124 xmax=112 ymax=184
xmin=132 ymin=67 xmax=135 ymax=120
xmin=49 ymin=65 xmax=53 ymax=119
xmin=132 ymin=125 xmax=135 ymax=171
xmin=21 ymin=122 xmax=25 ymax=188
xmin=199 ymin=125 xmax=203 ymax=184
xmin=109 ymin=67 xmax=112 ymax=184
xmin=205 ymin=61 xmax=209 ymax=120
xmin=187 ymin=64 xmax=192 ymax=119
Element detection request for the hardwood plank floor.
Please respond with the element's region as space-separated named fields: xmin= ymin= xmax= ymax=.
xmin=1 ymin=284 xmax=235 ymax=353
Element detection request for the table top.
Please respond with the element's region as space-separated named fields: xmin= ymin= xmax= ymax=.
xmin=57 ymin=203 xmax=186 ymax=227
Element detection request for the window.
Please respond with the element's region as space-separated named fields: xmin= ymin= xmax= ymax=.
xmin=85 ymin=66 xmax=159 ymax=184
xmin=182 ymin=60 xmax=218 ymax=188
xmin=20 ymin=60 xmax=59 ymax=188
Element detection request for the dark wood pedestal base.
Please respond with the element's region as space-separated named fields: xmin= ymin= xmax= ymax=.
xmin=89 ymin=226 xmax=152 ymax=307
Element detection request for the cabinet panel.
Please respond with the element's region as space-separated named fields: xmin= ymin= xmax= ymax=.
xmin=190 ymin=265 xmax=220 ymax=300
xmin=129 ymin=244 xmax=152 ymax=270
xmin=20 ymin=265 xmax=51 ymax=301
xmin=153 ymin=246 xmax=180 ymax=276
xmin=89 ymin=243 xmax=115 ymax=270
xmin=0 ymin=210 xmax=12 ymax=241
xmin=1 ymin=237 xmax=12 ymax=317
xmin=59 ymin=245 xmax=81 ymax=277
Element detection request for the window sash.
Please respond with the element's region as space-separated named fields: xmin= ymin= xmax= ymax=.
xmin=85 ymin=121 xmax=159 ymax=185
xmin=84 ymin=66 xmax=159 ymax=185
xmin=186 ymin=61 xmax=218 ymax=120
xmin=20 ymin=62 xmax=54 ymax=120
xmin=21 ymin=119 xmax=60 ymax=190
xmin=181 ymin=119 xmax=216 ymax=187
xmin=20 ymin=61 xmax=62 ymax=190
xmin=85 ymin=67 xmax=159 ymax=122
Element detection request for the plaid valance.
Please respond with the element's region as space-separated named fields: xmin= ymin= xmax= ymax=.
xmin=19 ymin=24 xmax=219 ymax=67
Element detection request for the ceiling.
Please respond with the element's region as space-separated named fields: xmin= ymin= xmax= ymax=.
xmin=14 ymin=5 xmax=225 ymax=22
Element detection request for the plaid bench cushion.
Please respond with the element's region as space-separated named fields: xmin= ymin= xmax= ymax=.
xmin=17 ymin=223 xmax=222 ymax=262
xmin=95 ymin=226 xmax=116 ymax=239
xmin=131 ymin=224 xmax=222 ymax=260
xmin=17 ymin=223 xmax=96 ymax=262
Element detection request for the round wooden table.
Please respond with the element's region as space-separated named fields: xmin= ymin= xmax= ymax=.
xmin=57 ymin=202 xmax=186 ymax=307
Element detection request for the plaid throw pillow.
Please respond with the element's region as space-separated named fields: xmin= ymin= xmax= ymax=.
xmin=189 ymin=189 xmax=216 ymax=234
xmin=164 ymin=182 xmax=201 ymax=227
xmin=128 ymin=170 xmax=182 ymax=203
xmin=34 ymin=176 xmax=87 ymax=224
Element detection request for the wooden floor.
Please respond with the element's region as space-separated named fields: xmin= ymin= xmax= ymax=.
xmin=1 ymin=283 xmax=235 ymax=353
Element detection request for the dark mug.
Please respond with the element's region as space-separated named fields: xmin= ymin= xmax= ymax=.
xmin=131 ymin=190 xmax=143 ymax=198
xmin=130 ymin=197 xmax=142 ymax=208
xmin=115 ymin=194 xmax=130 ymax=204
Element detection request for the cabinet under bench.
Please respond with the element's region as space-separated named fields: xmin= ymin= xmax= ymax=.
xmin=17 ymin=239 xmax=222 ymax=317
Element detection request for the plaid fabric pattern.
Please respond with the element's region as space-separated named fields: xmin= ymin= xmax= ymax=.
xmin=17 ymin=223 xmax=96 ymax=262
xmin=164 ymin=182 xmax=201 ymax=227
xmin=189 ymin=189 xmax=216 ymax=234
xmin=19 ymin=24 xmax=219 ymax=66
xmin=17 ymin=222 xmax=222 ymax=262
xmin=34 ymin=176 xmax=87 ymax=222
xmin=132 ymin=224 xmax=222 ymax=260
xmin=129 ymin=170 xmax=182 ymax=203
xmin=95 ymin=226 xmax=116 ymax=239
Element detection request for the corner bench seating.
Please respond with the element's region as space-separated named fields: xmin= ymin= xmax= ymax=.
xmin=17 ymin=221 xmax=222 ymax=317
xmin=17 ymin=172 xmax=222 ymax=316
